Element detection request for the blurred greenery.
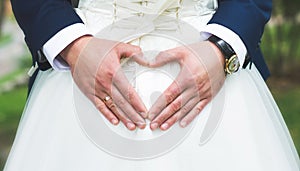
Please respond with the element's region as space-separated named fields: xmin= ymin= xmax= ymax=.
xmin=0 ymin=69 xmax=25 ymax=84
xmin=0 ymin=86 xmax=27 ymax=169
xmin=262 ymin=23 xmax=300 ymax=76
xmin=0 ymin=0 xmax=5 ymax=36
xmin=260 ymin=0 xmax=300 ymax=76
xmin=0 ymin=33 xmax=11 ymax=47
xmin=267 ymin=78 xmax=300 ymax=153
xmin=272 ymin=87 xmax=300 ymax=153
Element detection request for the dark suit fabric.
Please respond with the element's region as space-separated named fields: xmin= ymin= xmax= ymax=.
xmin=11 ymin=0 xmax=272 ymax=79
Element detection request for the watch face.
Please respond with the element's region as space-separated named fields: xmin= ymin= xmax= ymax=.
xmin=226 ymin=55 xmax=240 ymax=74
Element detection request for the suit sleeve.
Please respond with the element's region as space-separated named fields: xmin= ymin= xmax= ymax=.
xmin=208 ymin=0 xmax=272 ymax=60
xmin=11 ymin=0 xmax=83 ymax=54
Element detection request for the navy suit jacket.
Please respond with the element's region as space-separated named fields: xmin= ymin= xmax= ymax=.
xmin=11 ymin=0 xmax=272 ymax=80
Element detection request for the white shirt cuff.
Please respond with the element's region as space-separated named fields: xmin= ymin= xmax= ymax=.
xmin=42 ymin=23 xmax=92 ymax=70
xmin=200 ymin=23 xmax=247 ymax=68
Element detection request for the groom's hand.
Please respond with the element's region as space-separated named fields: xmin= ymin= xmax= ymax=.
xmin=60 ymin=36 xmax=147 ymax=130
xmin=147 ymin=41 xmax=226 ymax=130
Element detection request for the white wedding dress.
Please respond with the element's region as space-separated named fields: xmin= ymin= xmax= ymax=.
xmin=4 ymin=0 xmax=300 ymax=170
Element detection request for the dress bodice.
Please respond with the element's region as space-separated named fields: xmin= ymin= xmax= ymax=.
xmin=78 ymin=0 xmax=218 ymax=17
xmin=76 ymin=0 xmax=218 ymax=35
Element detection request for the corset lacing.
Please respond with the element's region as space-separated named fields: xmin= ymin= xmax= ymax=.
xmin=112 ymin=0 xmax=183 ymax=31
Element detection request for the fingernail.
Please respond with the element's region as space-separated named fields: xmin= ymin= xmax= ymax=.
xmin=150 ymin=123 xmax=159 ymax=130
xmin=111 ymin=119 xmax=118 ymax=125
xmin=180 ymin=121 xmax=187 ymax=128
xmin=139 ymin=124 xmax=147 ymax=129
xmin=126 ymin=122 xmax=136 ymax=130
xmin=136 ymin=121 xmax=147 ymax=129
xmin=161 ymin=123 xmax=169 ymax=130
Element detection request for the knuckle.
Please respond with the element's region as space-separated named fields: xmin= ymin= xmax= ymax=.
xmin=96 ymin=76 xmax=111 ymax=90
xmin=195 ymin=72 xmax=206 ymax=84
xmin=114 ymin=110 xmax=127 ymax=121
xmin=198 ymin=71 xmax=206 ymax=78
xmin=96 ymin=102 xmax=107 ymax=112
xmin=164 ymin=93 xmax=174 ymax=103
xmin=134 ymin=45 xmax=142 ymax=52
xmin=155 ymin=115 xmax=167 ymax=124
xmin=129 ymin=113 xmax=139 ymax=121
xmin=181 ymin=105 xmax=190 ymax=114
xmin=126 ymin=90 xmax=135 ymax=103
xmin=198 ymin=86 xmax=211 ymax=99
xmin=115 ymin=98 xmax=127 ymax=107
xmin=195 ymin=100 xmax=209 ymax=114
xmin=206 ymin=96 xmax=212 ymax=102
xmin=100 ymin=64 xmax=116 ymax=78
xmin=204 ymin=90 xmax=212 ymax=99
xmin=106 ymin=69 xmax=115 ymax=79
xmin=195 ymin=105 xmax=203 ymax=114
xmin=170 ymin=114 xmax=179 ymax=122
xmin=114 ymin=43 xmax=123 ymax=50
xmin=165 ymin=88 xmax=179 ymax=103
xmin=122 ymin=115 xmax=132 ymax=122
xmin=196 ymin=82 xmax=205 ymax=93
xmin=170 ymin=101 xmax=181 ymax=113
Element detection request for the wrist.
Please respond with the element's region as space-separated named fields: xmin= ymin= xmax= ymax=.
xmin=60 ymin=35 xmax=93 ymax=68
xmin=208 ymin=41 xmax=225 ymax=67
xmin=207 ymin=35 xmax=240 ymax=75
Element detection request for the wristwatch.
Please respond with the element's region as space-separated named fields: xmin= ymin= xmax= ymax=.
xmin=208 ymin=35 xmax=240 ymax=75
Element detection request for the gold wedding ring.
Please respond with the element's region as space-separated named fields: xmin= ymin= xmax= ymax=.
xmin=103 ymin=96 xmax=111 ymax=102
xmin=103 ymin=95 xmax=116 ymax=108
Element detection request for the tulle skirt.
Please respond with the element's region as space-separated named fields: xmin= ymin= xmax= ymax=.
xmin=4 ymin=58 xmax=300 ymax=171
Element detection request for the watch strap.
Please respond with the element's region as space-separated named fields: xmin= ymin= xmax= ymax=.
xmin=208 ymin=35 xmax=236 ymax=60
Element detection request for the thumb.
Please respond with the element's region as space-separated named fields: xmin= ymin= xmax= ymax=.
xmin=118 ymin=43 xmax=142 ymax=58
xmin=119 ymin=43 xmax=150 ymax=66
xmin=148 ymin=50 xmax=179 ymax=68
xmin=122 ymin=44 xmax=149 ymax=66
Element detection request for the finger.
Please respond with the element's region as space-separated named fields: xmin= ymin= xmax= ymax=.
xmin=93 ymin=96 xmax=119 ymax=125
xmin=130 ymin=53 xmax=149 ymax=67
xmin=150 ymin=89 xmax=196 ymax=130
xmin=148 ymin=77 xmax=184 ymax=121
xmin=117 ymin=43 xmax=142 ymax=59
xmin=103 ymin=95 xmax=137 ymax=131
xmin=116 ymin=107 xmax=137 ymax=131
xmin=111 ymin=85 xmax=146 ymax=129
xmin=148 ymin=50 xmax=180 ymax=68
xmin=179 ymin=99 xmax=210 ymax=128
xmin=114 ymin=105 xmax=137 ymax=131
xmin=113 ymin=69 xmax=147 ymax=118
xmin=159 ymin=96 xmax=200 ymax=131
